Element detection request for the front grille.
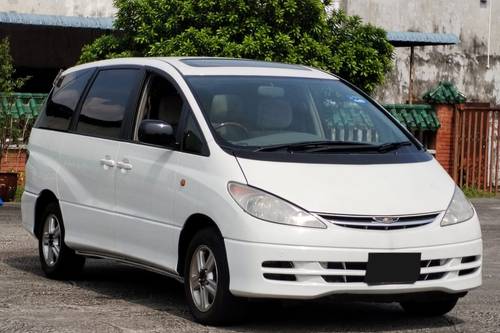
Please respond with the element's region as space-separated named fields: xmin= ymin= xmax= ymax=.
xmin=261 ymin=255 xmax=481 ymax=284
xmin=317 ymin=212 xmax=440 ymax=230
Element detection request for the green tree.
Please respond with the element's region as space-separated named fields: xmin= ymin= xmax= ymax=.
xmin=79 ymin=0 xmax=393 ymax=93
xmin=0 ymin=38 xmax=27 ymax=93
xmin=0 ymin=38 xmax=30 ymax=170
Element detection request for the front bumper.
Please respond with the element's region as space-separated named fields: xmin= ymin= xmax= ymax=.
xmin=225 ymin=238 xmax=482 ymax=299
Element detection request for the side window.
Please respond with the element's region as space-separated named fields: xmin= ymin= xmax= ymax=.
xmin=182 ymin=113 xmax=208 ymax=155
xmin=36 ymin=69 xmax=92 ymax=131
xmin=135 ymin=74 xmax=184 ymax=140
xmin=76 ymin=69 xmax=140 ymax=139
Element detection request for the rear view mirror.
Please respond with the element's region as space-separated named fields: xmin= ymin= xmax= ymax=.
xmin=138 ymin=119 xmax=176 ymax=147
xmin=258 ymin=86 xmax=285 ymax=97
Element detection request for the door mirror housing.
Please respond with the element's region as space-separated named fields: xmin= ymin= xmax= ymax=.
xmin=138 ymin=119 xmax=176 ymax=147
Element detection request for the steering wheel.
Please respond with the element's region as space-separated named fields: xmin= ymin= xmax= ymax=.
xmin=213 ymin=122 xmax=249 ymax=140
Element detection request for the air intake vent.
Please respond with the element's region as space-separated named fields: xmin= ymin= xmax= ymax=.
xmin=262 ymin=261 xmax=294 ymax=268
xmin=263 ymin=273 xmax=296 ymax=281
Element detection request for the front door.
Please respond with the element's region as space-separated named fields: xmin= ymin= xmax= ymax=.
xmin=113 ymin=70 xmax=186 ymax=270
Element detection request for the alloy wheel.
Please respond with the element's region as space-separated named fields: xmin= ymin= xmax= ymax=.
xmin=42 ymin=214 xmax=61 ymax=266
xmin=189 ymin=245 xmax=218 ymax=312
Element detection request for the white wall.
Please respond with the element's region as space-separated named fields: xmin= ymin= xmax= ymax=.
xmin=342 ymin=0 xmax=499 ymax=104
xmin=0 ymin=0 xmax=116 ymax=17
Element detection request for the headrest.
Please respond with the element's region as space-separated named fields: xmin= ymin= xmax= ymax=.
xmin=158 ymin=94 xmax=182 ymax=125
xmin=210 ymin=94 xmax=241 ymax=123
xmin=256 ymin=99 xmax=293 ymax=130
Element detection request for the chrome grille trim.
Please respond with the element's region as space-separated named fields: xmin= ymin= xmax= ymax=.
xmin=315 ymin=212 xmax=441 ymax=230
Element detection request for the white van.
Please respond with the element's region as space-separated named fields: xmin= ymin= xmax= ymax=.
xmin=22 ymin=57 xmax=482 ymax=324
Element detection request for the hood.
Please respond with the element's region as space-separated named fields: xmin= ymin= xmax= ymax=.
xmin=236 ymin=157 xmax=455 ymax=216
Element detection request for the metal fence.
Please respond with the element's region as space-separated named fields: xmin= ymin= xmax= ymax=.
xmin=453 ymin=103 xmax=500 ymax=192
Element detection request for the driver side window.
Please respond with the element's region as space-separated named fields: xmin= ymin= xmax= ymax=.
xmin=135 ymin=74 xmax=184 ymax=140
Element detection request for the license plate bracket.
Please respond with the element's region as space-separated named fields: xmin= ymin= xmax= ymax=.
xmin=365 ymin=253 xmax=421 ymax=285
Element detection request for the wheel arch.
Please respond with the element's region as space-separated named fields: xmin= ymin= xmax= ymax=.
xmin=34 ymin=189 xmax=59 ymax=239
xmin=177 ymin=213 xmax=223 ymax=276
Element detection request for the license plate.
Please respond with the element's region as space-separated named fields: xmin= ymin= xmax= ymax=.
xmin=365 ymin=253 xmax=421 ymax=285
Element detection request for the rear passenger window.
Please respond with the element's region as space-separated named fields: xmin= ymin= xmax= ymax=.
xmin=76 ymin=69 xmax=140 ymax=139
xmin=36 ymin=69 xmax=92 ymax=131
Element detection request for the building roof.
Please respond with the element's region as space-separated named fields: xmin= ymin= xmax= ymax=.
xmin=423 ymin=81 xmax=467 ymax=104
xmin=384 ymin=104 xmax=440 ymax=131
xmin=0 ymin=12 xmax=113 ymax=30
xmin=1 ymin=92 xmax=47 ymax=118
xmin=387 ymin=31 xmax=460 ymax=47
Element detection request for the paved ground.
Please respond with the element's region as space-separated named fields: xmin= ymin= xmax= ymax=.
xmin=0 ymin=199 xmax=499 ymax=333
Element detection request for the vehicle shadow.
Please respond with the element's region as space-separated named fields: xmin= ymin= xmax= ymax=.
xmin=5 ymin=254 xmax=464 ymax=332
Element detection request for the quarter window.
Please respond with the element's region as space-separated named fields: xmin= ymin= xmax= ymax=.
xmin=182 ymin=113 xmax=208 ymax=155
xmin=36 ymin=69 xmax=92 ymax=131
xmin=76 ymin=69 xmax=140 ymax=139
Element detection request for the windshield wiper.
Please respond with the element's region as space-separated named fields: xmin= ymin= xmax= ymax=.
xmin=254 ymin=140 xmax=413 ymax=153
xmin=254 ymin=140 xmax=377 ymax=152
xmin=376 ymin=141 xmax=412 ymax=153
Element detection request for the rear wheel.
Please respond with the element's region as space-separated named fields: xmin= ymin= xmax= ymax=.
xmin=184 ymin=227 xmax=245 ymax=325
xmin=38 ymin=202 xmax=85 ymax=279
xmin=400 ymin=296 xmax=459 ymax=316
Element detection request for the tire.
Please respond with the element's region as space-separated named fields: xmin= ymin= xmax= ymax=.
xmin=38 ymin=202 xmax=85 ymax=279
xmin=400 ymin=296 xmax=459 ymax=316
xmin=183 ymin=227 xmax=246 ymax=325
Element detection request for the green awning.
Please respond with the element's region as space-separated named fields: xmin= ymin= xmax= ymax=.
xmin=0 ymin=92 xmax=47 ymax=119
xmin=384 ymin=104 xmax=440 ymax=131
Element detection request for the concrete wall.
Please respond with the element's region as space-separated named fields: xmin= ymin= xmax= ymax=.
xmin=0 ymin=0 xmax=116 ymax=17
xmin=342 ymin=0 xmax=499 ymax=105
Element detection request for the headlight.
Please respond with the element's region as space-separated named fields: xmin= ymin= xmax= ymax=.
xmin=227 ymin=182 xmax=326 ymax=229
xmin=441 ymin=186 xmax=474 ymax=226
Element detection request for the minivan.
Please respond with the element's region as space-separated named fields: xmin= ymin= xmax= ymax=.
xmin=22 ymin=57 xmax=482 ymax=325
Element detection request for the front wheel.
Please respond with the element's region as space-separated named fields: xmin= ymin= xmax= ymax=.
xmin=400 ymin=296 xmax=459 ymax=316
xmin=184 ymin=228 xmax=245 ymax=325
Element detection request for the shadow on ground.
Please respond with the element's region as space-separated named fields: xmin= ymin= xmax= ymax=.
xmin=4 ymin=253 xmax=464 ymax=332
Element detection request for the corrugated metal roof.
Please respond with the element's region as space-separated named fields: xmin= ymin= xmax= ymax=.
xmin=0 ymin=12 xmax=114 ymax=30
xmin=387 ymin=31 xmax=459 ymax=47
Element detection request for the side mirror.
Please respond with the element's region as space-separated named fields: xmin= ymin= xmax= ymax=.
xmin=138 ymin=119 xmax=176 ymax=147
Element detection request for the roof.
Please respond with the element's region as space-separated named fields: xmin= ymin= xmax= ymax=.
xmin=384 ymin=104 xmax=440 ymax=131
xmin=423 ymin=81 xmax=466 ymax=104
xmin=68 ymin=57 xmax=337 ymax=79
xmin=0 ymin=92 xmax=47 ymax=118
xmin=0 ymin=12 xmax=114 ymax=30
xmin=387 ymin=31 xmax=460 ymax=47
xmin=180 ymin=58 xmax=310 ymax=70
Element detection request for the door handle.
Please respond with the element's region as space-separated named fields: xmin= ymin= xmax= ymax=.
xmin=116 ymin=159 xmax=133 ymax=171
xmin=100 ymin=156 xmax=116 ymax=168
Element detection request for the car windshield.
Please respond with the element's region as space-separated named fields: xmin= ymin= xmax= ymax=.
xmin=186 ymin=76 xmax=410 ymax=152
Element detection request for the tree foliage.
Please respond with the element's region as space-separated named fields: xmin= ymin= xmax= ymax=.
xmin=0 ymin=38 xmax=31 ymax=170
xmin=79 ymin=0 xmax=393 ymax=93
xmin=0 ymin=38 xmax=27 ymax=93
